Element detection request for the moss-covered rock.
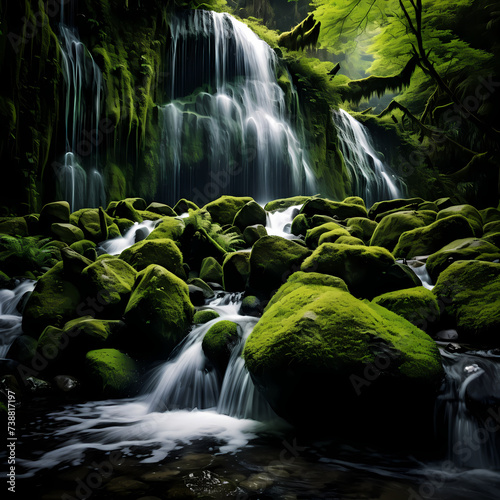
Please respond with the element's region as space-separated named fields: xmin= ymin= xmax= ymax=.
xmin=193 ymin=309 xmax=220 ymax=324
xmin=51 ymin=223 xmax=85 ymax=245
xmin=301 ymin=243 xmax=408 ymax=299
xmin=433 ymin=260 xmax=500 ymax=343
xmin=249 ymin=236 xmax=311 ymax=296
xmin=173 ymin=198 xmax=199 ymax=216
xmin=69 ymin=239 xmax=97 ymax=256
xmin=222 ymin=251 xmax=251 ymax=292
xmin=184 ymin=228 xmax=227 ymax=269
xmin=188 ymin=278 xmax=215 ymax=300
xmin=202 ymin=320 xmax=239 ymax=373
xmin=146 ymin=217 xmax=184 ymax=241
xmin=335 ymin=235 xmax=365 ymax=246
xmin=120 ymin=238 xmax=185 ymax=278
xmin=75 ymin=208 xmax=110 ymax=242
xmin=239 ymin=295 xmax=264 ymax=317
xmin=204 ymin=196 xmax=253 ymax=226
xmin=39 ymin=201 xmax=70 ymax=234
xmin=146 ymin=202 xmax=177 ymax=217
xmin=61 ymin=247 xmax=93 ymax=279
xmin=436 ymin=204 xmax=483 ymax=237
xmin=483 ymin=232 xmax=500 ymax=249
xmin=22 ymin=262 xmax=83 ymax=337
xmin=233 ymin=201 xmax=267 ymax=230
xmin=243 ymin=224 xmax=267 ymax=247
xmin=345 ymin=217 xmax=377 ymax=243
xmin=243 ymin=276 xmax=443 ymax=434
xmin=0 ymin=217 xmax=29 ymax=236
xmin=299 ymin=198 xmax=368 ymax=220
xmin=81 ymin=258 xmax=137 ymax=317
xmin=84 ymin=348 xmax=139 ymax=398
xmin=264 ymin=196 xmax=310 ymax=211
xmin=317 ymin=227 xmax=351 ymax=246
xmin=368 ymin=197 xmax=424 ymax=220
xmin=199 ymin=256 xmax=223 ymax=285
xmin=291 ymin=213 xmax=309 ymax=236
xmin=426 ymin=238 xmax=500 ymax=282
xmin=370 ymin=211 xmax=436 ymax=252
xmin=123 ymin=264 xmax=194 ymax=358
xmin=372 ymin=287 xmax=440 ymax=333
xmin=112 ymin=200 xmax=143 ymax=223
xmin=305 ymin=222 xmax=347 ymax=248
xmin=342 ymin=196 xmax=366 ymax=208
xmin=480 ymin=207 xmax=500 ymax=225
xmin=114 ymin=218 xmax=135 ymax=235
xmin=393 ymin=215 xmax=475 ymax=259
xmin=483 ymin=221 xmax=500 ymax=236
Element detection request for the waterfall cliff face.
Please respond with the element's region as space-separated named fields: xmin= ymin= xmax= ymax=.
xmin=158 ymin=10 xmax=316 ymax=205
xmin=57 ymin=25 xmax=106 ymax=211
xmin=333 ymin=109 xmax=406 ymax=207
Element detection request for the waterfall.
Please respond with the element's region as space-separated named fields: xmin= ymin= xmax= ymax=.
xmin=333 ymin=109 xmax=406 ymax=207
xmin=159 ymin=10 xmax=316 ymax=205
xmin=436 ymin=349 xmax=500 ymax=469
xmin=58 ymin=25 xmax=106 ymax=211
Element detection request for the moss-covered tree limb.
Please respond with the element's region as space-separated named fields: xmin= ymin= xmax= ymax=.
xmin=278 ymin=13 xmax=321 ymax=51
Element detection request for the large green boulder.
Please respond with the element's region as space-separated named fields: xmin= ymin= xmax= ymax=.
xmin=249 ymin=236 xmax=311 ymax=296
xmin=299 ymin=198 xmax=368 ymax=220
xmin=243 ymin=274 xmax=443 ymax=436
xmin=123 ymin=264 xmax=194 ymax=358
xmin=72 ymin=208 xmax=113 ymax=242
xmin=81 ymin=258 xmax=137 ymax=317
xmin=243 ymin=224 xmax=267 ymax=247
xmin=301 ymin=243 xmax=414 ymax=299
xmin=39 ymin=201 xmax=70 ymax=233
xmin=0 ymin=217 xmax=28 ymax=236
xmin=199 ymin=256 xmax=223 ymax=285
xmin=436 ymin=204 xmax=483 ymax=237
xmin=483 ymin=221 xmax=500 ymax=236
xmin=342 ymin=196 xmax=366 ymax=208
xmin=370 ymin=211 xmax=436 ymax=251
xmin=264 ymin=196 xmax=310 ymax=211
xmin=51 ymin=223 xmax=85 ymax=245
xmin=61 ymin=247 xmax=93 ymax=278
xmin=22 ymin=262 xmax=82 ymax=337
xmin=204 ymin=196 xmax=253 ymax=226
xmin=84 ymin=348 xmax=139 ymax=397
xmin=368 ymin=197 xmax=424 ymax=220
xmin=112 ymin=200 xmax=143 ymax=223
xmin=173 ymin=198 xmax=199 ymax=215
xmin=304 ymin=222 xmax=347 ymax=248
xmin=345 ymin=217 xmax=377 ymax=243
xmin=145 ymin=202 xmax=177 ymax=217
xmin=425 ymin=238 xmax=500 ymax=282
xmin=120 ymin=238 xmax=185 ymax=278
xmin=193 ymin=309 xmax=220 ymax=324
xmin=222 ymin=251 xmax=251 ymax=292
xmin=233 ymin=201 xmax=267 ymax=230
xmin=480 ymin=207 xmax=500 ymax=225
xmin=291 ymin=213 xmax=309 ymax=236
xmin=202 ymin=320 xmax=240 ymax=373
xmin=372 ymin=287 xmax=440 ymax=333
xmin=433 ymin=260 xmax=500 ymax=344
xmin=146 ymin=217 xmax=184 ymax=241
xmin=393 ymin=215 xmax=475 ymax=258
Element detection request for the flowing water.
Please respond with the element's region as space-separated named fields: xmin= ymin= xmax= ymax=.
xmin=98 ymin=220 xmax=158 ymax=255
xmin=333 ymin=109 xmax=406 ymax=207
xmin=57 ymin=25 xmax=106 ymax=211
xmin=158 ymin=10 xmax=316 ymax=204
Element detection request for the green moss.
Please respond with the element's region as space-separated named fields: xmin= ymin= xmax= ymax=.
xmin=84 ymin=348 xmax=138 ymax=397
xmin=120 ymin=238 xmax=185 ymax=278
xmin=437 ymin=204 xmax=483 ymax=237
xmin=480 ymin=208 xmax=500 ymax=225
xmin=484 ymin=221 xmax=500 ymax=236
xmin=300 ymin=198 xmax=368 ymax=220
xmin=204 ymin=196 xmax=254 ymax=226
xmin=70 ymin=239 xmax=97 ymax=256
xmin=199 ymin=256 xmax=223 ymax=285
xmin=0 ymin=217 xmax=28 ymax=236
xmin=51 ymin=223 xmax=85 ymax=245
xmin=372 ymin=287 xmax=440 ymax=332
xmin=305 ymin=222 xmax=347 ymax=248
xmin=342 ymin=196 xmax=366 ymax=208
xmin=222 ymin=251 xmax=251 ymax=292
xmin=202 ymin=320 xmax=239 ymax=372
xmin=233 ymin=201 xmax=267 ymax=230
xmin=345 ymin=217 xmax=377 ymax=243
xmin=264 ymin=196 xmax=311 ymax=212
xmin=394 ymin=215 xmax=475 ymax=259
xmin=193 ymin=309 xmax=220 ymax=324
xmin=368 ymin=198 xmax=424 ymax=220
xmin=291 ymin=213 xmax=310 ymax=236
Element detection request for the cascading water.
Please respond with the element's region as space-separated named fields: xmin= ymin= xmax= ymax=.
xmin=159 ymin=10 xmax=316 ymax=204
xmin=57 ymin=25 xmax=106 ymax=210
xmin=333 ymin=109 xmax=406 ymax=207
xmin=98 ymin=220 xmax=158 ymax=255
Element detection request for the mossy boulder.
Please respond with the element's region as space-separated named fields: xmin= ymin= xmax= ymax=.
xmin=39 ymin=201 xmax=70 ymax=234
xmin=342 ymin=196 xmax=366 ymax=208
xmin=22 ymin=262 xmax=83 ymax=337
xmin=74 ymin=208 xmax=110 ymax=242
xmin=393 ymin=215 xmax=475 ymax=259
xmin=114 ymin=218 xmax=135 ymax=235
xmin=345 ymin=217 xmax=377 ymax=243
xmin=243 ymin=224 xmax=267 ymax=247
xmin=84 ymin=349 xmax=139 ymax=398
xmin=69 ymin=239 xmax=97 ymax=259
xmin=299 ymin=198 xmax=368 ymax=220
xmin=433 ymin=260 xmax=500 ymax=343
xmin=188 ymin=278 xmax=215 ymax=300
xmin=199 ymin=256 xmax=223 ymax=285
xmin=370 ymin=211 xmax=436 ymax=251
xmin=173 ymin=198 xmax=199 ymax=215
xmin=305 ymin=222 xmax=347 ymax=248
xmin=480 ymin=207 xmax=500 ymax=225
xmin=483 ymin=232 xmax=500 ymax=248
xmin=372 ymin=287 xmax=440 ymax=333
xmin=204 ymin=196 xmax=253 ymax=226
xmin=61 ymin=247 xmax=93 ymax=279
xmin=146 ymin=202 xmax=177 ymax=217
xmin=51 ymin=223 xmax=85 ymax=245
xmin=291 ymin=213 xmax=309 ymax=236
xmin=184 ymin=228 xmax=227 ymax=269
xmin=146 ymin=217 xmax=184 ymax=241
xmin=0 ymin=217 xmax=28 ymax=236
xmin=483 ymin=221 xmax=500 ymax=236
xmin=112 ymin=200 xmax=143 ymax=223
xmin=249 ymin=236 xmax=311 ymax=296
xmin=264 ymin=196 xmax=310 ymax=211
xmin=120 ymin=238 xmax=185 ymax=278
xmin=301 ymin=243 xmax=411 ymax=299
xmin=193 ymin=309 xmax=220 ymax=324
xmin=233 ymin=201 xmax=267 ymax=230
xmin=317 ymin=227 xmax=351 ymax=246
xmin=426 ymin=238 xmax=500 ymax=282
xmin=368 ymin=197 xmax=424 ymax=220
xmin=222 ymin=251 xmax=251 ymax=292
xmin=239 ymin=295 xmax=264 ymax=317
xmin=123 ymin=264 xmax=194 ymax=358
xmin=202 ymin=320 xmax=239 ymax=373
xmin=81 ymin=258 xmax=137 ymax=317
xmin=335 ymin=235 xmax=365 ymax=246
xmin=436 ymin=205 xmax=483 ymax=237
xmin=243 ymin=275 xmax=443 ymax=435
